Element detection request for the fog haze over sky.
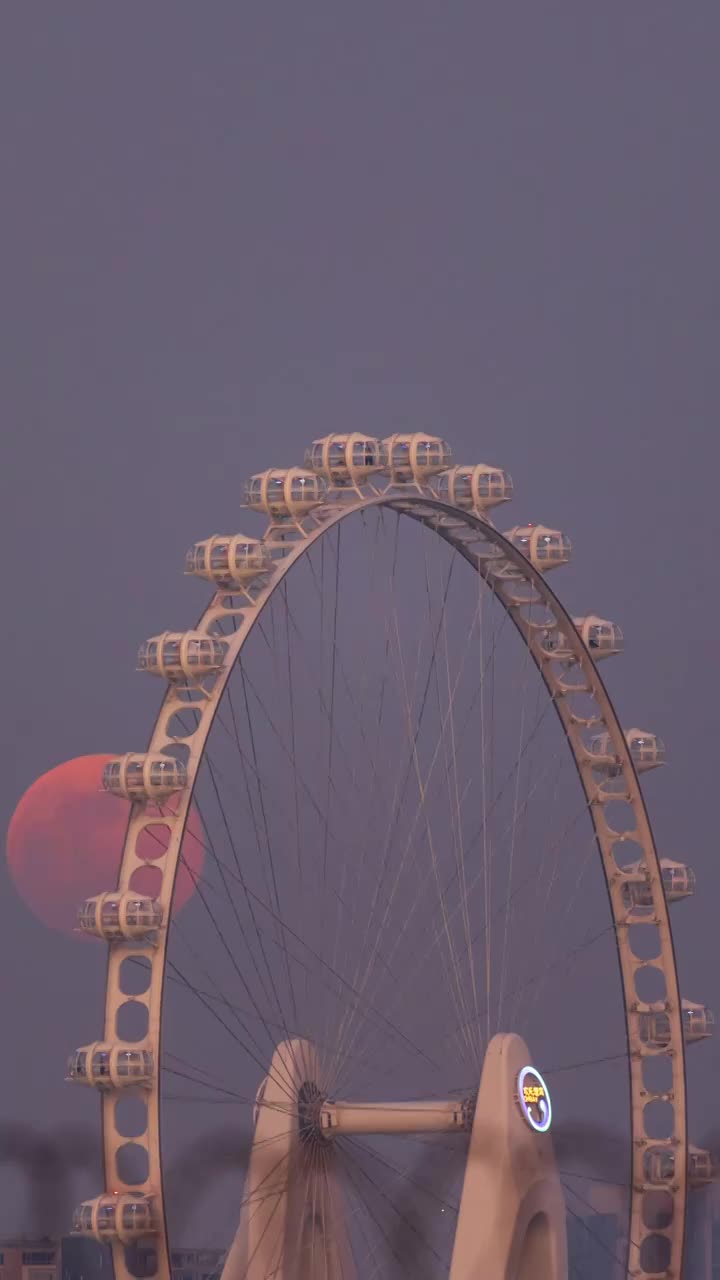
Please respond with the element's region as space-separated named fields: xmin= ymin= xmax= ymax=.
xmin=1 ymin=1 xmax=719 ymax=1239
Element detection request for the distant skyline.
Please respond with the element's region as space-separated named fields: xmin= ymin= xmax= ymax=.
xmin=1 ymin=3 xmax=719 ymax=1260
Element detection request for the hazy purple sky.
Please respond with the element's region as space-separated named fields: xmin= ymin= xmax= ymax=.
xmin=1 ymin=1 xmax=720 ymax=1242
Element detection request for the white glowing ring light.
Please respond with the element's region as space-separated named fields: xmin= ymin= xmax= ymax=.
xmin=516 ymin=1065 xmax=552 ymax=1133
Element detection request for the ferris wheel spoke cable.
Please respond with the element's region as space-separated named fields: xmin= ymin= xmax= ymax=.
xmin=350 ymin=707 xmax=573 ymax=1077
xmin=218 ymin=661 xmax=363 ymax=1073
xmin=168 ymin=884 xmax=306 ymax=1084
xmin=328 ymin=579 xmax=474 ymax=1092
xmin=163 ymin=887 xmax=303 ymax=1107
xmin=563 ymin=1178 xmax=641 ymax=1262
xmin=544 ymin=1050 xmax=628 ymax=1076
xmin=334 ymin=1146 xmax=430 ymax=1279
xmin=514 ymin=829 xmax=602 ymax=1031
xmin=280 ymin=580 xmax=303 ymax=883
xmin=321 ymin=524 xmax=356 ymax=1067
xmin=221 ymin=671 xmax=332 ymax=1086
xmin=497 ymin=662 xmax=547 ymax=1034
xmin=372 ymin=510 xmax=402 ymax=747
xmin=507 ymin=745 xmax=568 ymax=1023
xmin=436 ymin=541 xmax=483 ymax=1072
xmin=326 ymin=635 xmax=441 ymax=1081
xmin=337 ymin=1140 xmax=445 ymax=1275
xmin=123 ymin=811 xmax=305 ymax=1091
xmin=327 ymin=650 xmax=558 ymax=1059
xmin=389 ymin=600 xmax=476 ymax=1077
xmin=409 ymin=787 xmax=596 ymax=1066
xmin=505 ymin=757 xmax=585 ymax=1029
xmin=418 ymin=869 xmax=609 ymax=1068
xmin=174 ymin=844 xmax=427 ymax=1089
xmin=342 ymin=1134 xmax=460 ymax=1218
xmin=331 ymin=553 xmax=482 ymax=1088
xmin=359 ymin=527 xmax=457 ymax=943
xmin=168 ymin=823 xmax=288 ymax=1067
xmin=336 ymin=1138 xmax=463 ymax=1273
xmin=165 ymin=933 xmax=401 ymax=1091
xmin=176 ymin=831 xmax=444 ymax=1077
xmin=322 ymin=522 xmax=342 ymax=881
xmin=161 ymin=1065 xmax=250 ymax=1106
xmin=204 ymin=745 xmax=301 ymax=1038
xmin=493 ymin=616 xmax=533 ymax=1034
xmin=350 ymin=522 xmax=435 ymax=962
xmin=180 ymin=757 xmax=288 ymax=1030
xmin=239 ymin=662 xmax=346 ymax=855
xmin=424 ymin=534 xmax=481 ymax=1071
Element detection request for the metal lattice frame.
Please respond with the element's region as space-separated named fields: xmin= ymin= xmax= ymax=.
xmin=78 ymin=492 xmax=688 ymax=1279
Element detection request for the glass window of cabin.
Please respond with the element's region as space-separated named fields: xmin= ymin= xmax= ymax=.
xmin=98 ymin=1204 xmax=116 ymax=1228
xmin=122 ymin=1204 xmax=147 ymax=1228
xmin=102 ymin=900 xmax=120 ymax=925
xmin=352 ymin=440 xmax=373 ymax=466
xmin=654 ymin=1014 xmax=670 ymax=1042
xmin=210 ymin=544 xmax=229 ymax=571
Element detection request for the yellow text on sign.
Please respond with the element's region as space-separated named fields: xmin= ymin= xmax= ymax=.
xmin=523 ymin=1086 xmax=546 ymax=1105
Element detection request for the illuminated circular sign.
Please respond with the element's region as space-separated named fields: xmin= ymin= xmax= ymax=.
xmin=516 ymin=1065 xmax=552 ymax=1133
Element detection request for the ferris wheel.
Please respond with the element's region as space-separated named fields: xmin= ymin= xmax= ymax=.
xmin=66 ymin=432 xmax=713 ymax=1279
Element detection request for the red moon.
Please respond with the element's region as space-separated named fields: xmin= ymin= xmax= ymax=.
xmin=6 ymin=754 xmax=205 ymax=937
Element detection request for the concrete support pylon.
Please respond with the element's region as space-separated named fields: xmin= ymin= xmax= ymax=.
xmin=220 ymin=1038 xmax=353 ymax=1280
xmin=449 ymin=1033 xmax=567 ymax=1280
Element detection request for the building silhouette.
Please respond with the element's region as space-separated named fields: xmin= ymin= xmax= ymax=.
xmin=0 ymin=1241 xmax=223 ymax=1280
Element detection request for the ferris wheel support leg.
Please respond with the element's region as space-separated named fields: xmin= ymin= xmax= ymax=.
xmin=448 ymin=1033 xmax=567 ymax=1280
xmin=220 ymin=1038 xmax=354 ymax=1280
